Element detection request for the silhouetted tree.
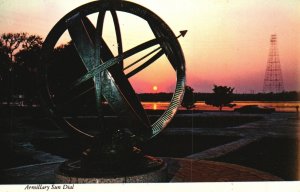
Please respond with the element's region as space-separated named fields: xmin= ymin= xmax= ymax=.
xmin=15 ymin=47 xmax=42 ymax=105
xmin=0 ymin=40 xmax=10 ymax=63
xmin=0 ymin=33 xmax=27 ymax=62
xmin=0 ymin=32 xmax=43 ymax=104
xmin=205 ymin=85 xmax=235 ymax=111
xmin=0 ymin=41 xmax=10 ymax=102
xmin=0 ymin=33 xmax=24 ymax=103
xmin=181 ymin=85 xmax=196 ymax=110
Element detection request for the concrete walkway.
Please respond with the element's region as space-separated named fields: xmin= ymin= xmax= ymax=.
xmin=164 ymin=112 xmax=299 ymax=161
xmin=186 ymin=136 xmax=263 ymax=159
xmin=1 ymin=158 xmax=282 ymax=183
xmin=1 ymin=112 xmax=297 ymax=183
xmin=165 ymin=112 xmax=299 ymax=138
xmin=167 ymin=158 xmax=282 ymax=182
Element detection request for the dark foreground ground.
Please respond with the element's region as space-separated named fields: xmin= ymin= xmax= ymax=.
xmin=0 ymin=107 xmax=299 ymax=182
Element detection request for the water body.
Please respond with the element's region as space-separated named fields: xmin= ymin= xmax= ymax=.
xmin=142 ymin=101 xmax=300 ymax=112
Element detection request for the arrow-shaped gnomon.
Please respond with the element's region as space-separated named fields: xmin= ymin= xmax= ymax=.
xmin=60 ymin=29 xmax=188 ymax=108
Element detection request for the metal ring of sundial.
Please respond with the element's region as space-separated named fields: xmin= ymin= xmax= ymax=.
xmin=40 ymin=0 xmax=186 ymax=142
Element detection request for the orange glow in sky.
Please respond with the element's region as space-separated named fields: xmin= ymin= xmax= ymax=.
xmin=0 ymin=0 xmax=299 ymax=93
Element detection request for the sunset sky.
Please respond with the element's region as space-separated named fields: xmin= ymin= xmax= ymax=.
xmin=0 ymin=0 xmax=299 ymax=93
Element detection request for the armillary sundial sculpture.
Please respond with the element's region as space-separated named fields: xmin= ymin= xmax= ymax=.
xmin=39 ymin=0 xmax=186 ymax=182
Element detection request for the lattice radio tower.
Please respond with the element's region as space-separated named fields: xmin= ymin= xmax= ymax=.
xmin=263 ymin=34 xmax=284 ymax=93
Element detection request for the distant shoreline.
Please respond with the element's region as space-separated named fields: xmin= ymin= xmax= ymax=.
xmin=1 ymin=100 xmax=299 ymax=113
xmin=142 ymin=101 xmax=299 ymax=113
xmin=139 ymin=91 xmax=300 ymax=102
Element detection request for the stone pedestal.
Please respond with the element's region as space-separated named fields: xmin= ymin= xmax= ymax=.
xmin=55 ymin=158 xmax=168 ymax=183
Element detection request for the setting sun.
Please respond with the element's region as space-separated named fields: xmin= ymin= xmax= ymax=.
xmin=152 ymin=85 xmax=158 ymax=92
xmin=0 ymin=0 xmax=298 ymax=92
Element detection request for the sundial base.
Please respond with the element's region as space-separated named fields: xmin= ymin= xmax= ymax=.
xmin=55 ymin=156 xmax=167 ymax=183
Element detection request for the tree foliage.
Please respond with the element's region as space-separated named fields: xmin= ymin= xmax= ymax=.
xmin=0 ymin=32 xmax=42 ymax=62
xmin=0 ymin=33 xmax=26 ymax=62
xmin=0 ymin=32 xmax=43 ymax=104
xmin=205 ymin=85 xmax=235 ymax=111
xmin=181 ymin=85 xmax=196 ymax=110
